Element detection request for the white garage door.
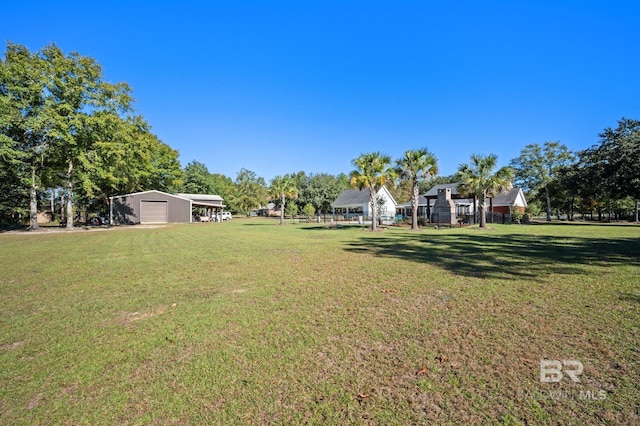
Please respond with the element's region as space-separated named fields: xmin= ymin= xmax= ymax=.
xmin=140 ymin=200 xmax=168 ymax=223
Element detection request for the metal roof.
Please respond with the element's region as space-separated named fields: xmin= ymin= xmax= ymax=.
xmin=110 ymin=190 xmax=225 ymax=208
xmin=175 ymin=193 xmax=224 ymax=202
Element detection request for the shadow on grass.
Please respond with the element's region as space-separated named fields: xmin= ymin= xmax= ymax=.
xmin=299 ymin=224 xmax=368 ymax=231
xmin=0 ymin=224 xmax=28 ymax=233
xmin=343 ymin=232 xmax=640 ymax=280
xmin=619 ymin=292 xmax=640 ymax=303
xmin=527 ymin=220 xmax=640 ymax=228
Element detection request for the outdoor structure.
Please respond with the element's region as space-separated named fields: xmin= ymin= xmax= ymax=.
xmin=430 ymin=187 xmax=458 ymax=225
xmin=424 ymin=183 xmax=477 ymax=221
xmin=110 ymin=190 xmax=225 ymax=224
xmin=332 ymin=186 xmax=397 ymax=223
xmin=397 ymin=183 xmax=527 ymax=224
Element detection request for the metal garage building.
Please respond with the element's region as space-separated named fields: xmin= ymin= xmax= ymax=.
xmin=109 ymin=190 xmax=225 ymax=224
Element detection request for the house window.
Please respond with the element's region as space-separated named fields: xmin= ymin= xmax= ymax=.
xmin=456 ymin=205 xmax=470 ymax=216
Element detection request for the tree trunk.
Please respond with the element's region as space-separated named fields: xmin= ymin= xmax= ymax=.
xmin=634 ymin=199 xmax=639 ymax=223
xmin=569 ymin=198 xmax=574 ymax=221
xmin=411 ymin=182 xmax=419 ymax=230
xmin=29 ymin=166 xmax=39 ymax=230
xmin=479 ymin=196 xmax=487 ymax=229
xmin=60 ymin=190 xmax=66 ymax=224
xmin=545 ymin=186 xmax=552 ymax=222
xmin=66 ymin=159 xmax=74 ymax=229
xmin=50 ymin=188 xmax=55 ymax=222
xmin=279 ymin=194 xmax=285 ymax=225
xmin=370 ymin=187 xmax=377 ymax=231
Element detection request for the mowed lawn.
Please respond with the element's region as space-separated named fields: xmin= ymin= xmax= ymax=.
xmin=1 ymin=220 xmax=638 ymax=425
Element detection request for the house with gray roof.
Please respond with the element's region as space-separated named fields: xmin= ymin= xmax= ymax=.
xmin=490 ymin=187 xmax=527 ymax=213
xmin=332 ymin=186 xmax=397 ymax=223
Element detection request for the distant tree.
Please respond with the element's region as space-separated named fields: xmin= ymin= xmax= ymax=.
xmin=230 ymin=168 xmax=267 ymax=215
xmin=389 ymin=178 xmax=412 ymax=207
xmin=82 ymin=114 xmax=181 ymax=205
xmin=300 ymin=173 xmax=349 ymax=215
xmin=593 ymin=118 xmax=640 ymax=221
xmin=572 ymin=146 xmax=611 ymax=220
xmin=208 ymin=173 xmax=234 ymax=206
xmin=510 ymin=141 xmax=574 ymax=222
xmin=375 ymin=194 xmax=388 ymax=225
xmin=350 ymin=152 xmax=395 ymax=231
xmin=182 ymin=161 xmax=215 ymax=193
xmin=457 ymin=154 xmax=513 ymax=229
xmin=269 ymin=174 xmax=299 ymax=225
xmin=285 ymin=202 xmax=299 ymax=222
xmin=0 ymin=43 xmax=49 ymax=229
xmin=302 ymin=203 xmax=315 ymax=222
xmin=395 ymin=148 xmax=438 ymax=230
xmin=0 ymin=133 xmax=28 ymax=224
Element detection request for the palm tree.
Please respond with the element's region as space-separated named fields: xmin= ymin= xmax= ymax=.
xmin=457 ymin=154 xmax=513 ymax=229
xmin=269 ymin=174 xmax=298 ymax=225
xmin=396 ymin=149 xmax=438 ymax=230
xmin=350 ymin=152 xmax=395 ymax=231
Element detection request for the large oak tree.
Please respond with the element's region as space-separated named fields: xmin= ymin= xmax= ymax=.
xmin=1 ymin=42 xmax=181 ymax=227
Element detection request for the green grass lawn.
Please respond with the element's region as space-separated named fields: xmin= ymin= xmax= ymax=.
xmin=1 ymin=220 xmax=638 ymax=425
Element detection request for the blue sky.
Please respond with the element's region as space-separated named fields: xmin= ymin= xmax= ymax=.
xmin=3 ymin=1 xmax=640 ymax=182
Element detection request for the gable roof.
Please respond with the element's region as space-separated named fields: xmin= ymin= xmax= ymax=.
xmin=332 ymin=186 xmax=397 ymax=208
xmin=492 ymin=187 xmax=527 ymax=207
xmin=109 ymin=190 xmax=225 ymax=208
xmin=424 ymin=183 xmax=463 ymax=197
xmin=110 ymin=190 xmax=192 ymax=202
xmin=332 ymin=188 xmax=371 ymax=207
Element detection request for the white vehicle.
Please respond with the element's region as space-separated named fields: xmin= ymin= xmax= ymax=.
xmin=216 ymin=212 xmax=232 ymax=221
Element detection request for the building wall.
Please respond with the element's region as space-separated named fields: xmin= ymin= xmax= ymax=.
xmin=111 ymin=191 xmax=192 ymax=224
xmin=493 ymin=205 xmax=525 ymax=214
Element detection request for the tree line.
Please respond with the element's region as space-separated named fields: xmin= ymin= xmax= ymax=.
xmin=510 ymin=118 xmax=640 ymax=223
xmin=0 ymin=42 xmax=182 ymax=229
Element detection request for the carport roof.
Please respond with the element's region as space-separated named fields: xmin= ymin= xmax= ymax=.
xmin=175 ymin=193 xmax=223 ymax=202
xmin=175 ymin=193 xmax=225 ymax=208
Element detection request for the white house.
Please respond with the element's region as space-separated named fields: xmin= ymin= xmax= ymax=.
xmin=332 ymin=186 xmax=398 ymax=223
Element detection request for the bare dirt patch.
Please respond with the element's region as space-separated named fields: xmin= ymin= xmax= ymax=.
xmin=1 ymin=340 xmax=25 ymax=350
